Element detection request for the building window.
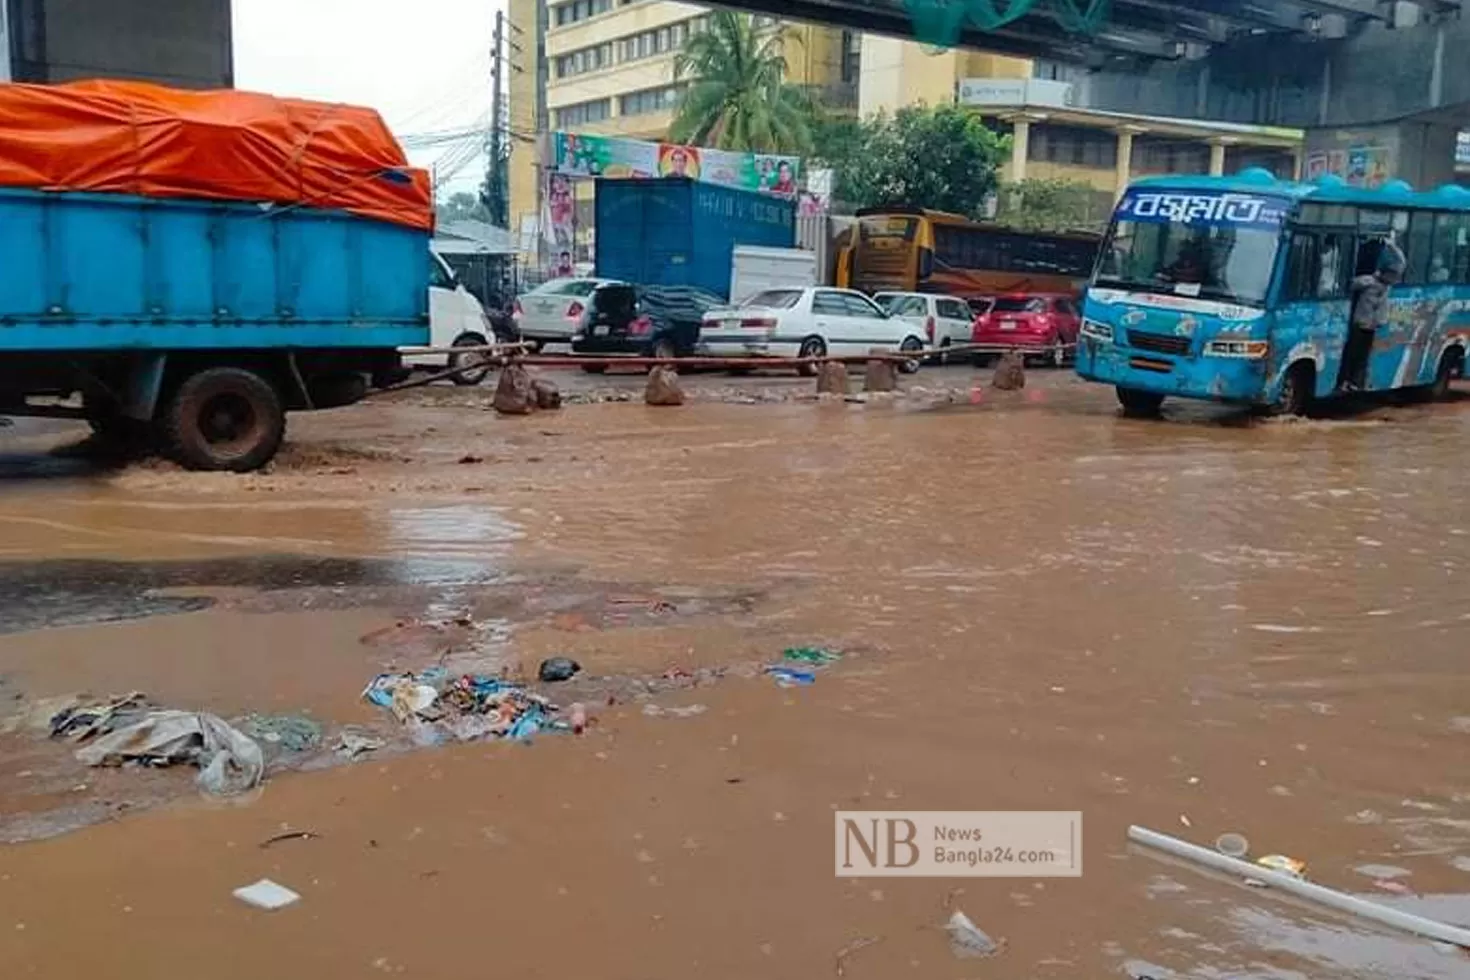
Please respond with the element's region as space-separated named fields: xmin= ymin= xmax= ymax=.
xmin=613 ymin=17 xmax=696 ymax=66
xmin=552 ymin=0 xmax=612 ymax=28
xmin=1133 ymin=137 xmax=1209 ymax=175
xmin=554 ymin=98 xmax=612 ymax=128
xmin=555 ymin=42 xmax=613 ymax=78
xmin=1027 ymin=123 xmax=1117 ymax=169
xmin=619 ymin=84 xmax=684 ymax=118
xmin=840 ymin=31 xmax=860 ymax=85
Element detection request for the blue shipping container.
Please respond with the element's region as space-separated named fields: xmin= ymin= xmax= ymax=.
xmin=0 ymin=188 xmax=429 ymax=352
xmin=594 ymin=178 xmax=795 ymax=299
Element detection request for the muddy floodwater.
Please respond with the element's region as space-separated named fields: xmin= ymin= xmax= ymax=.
xmin=1 ymin=367 xmax=1469 ymax=979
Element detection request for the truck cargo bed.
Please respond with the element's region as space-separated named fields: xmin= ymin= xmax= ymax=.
xmin=0 ymin=188 xmax=429 ymax=351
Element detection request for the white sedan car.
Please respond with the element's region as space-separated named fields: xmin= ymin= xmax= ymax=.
xmin=513 ymin=277 xmax=613 ymax=348
xmin=874 ymin=291 xmax=976 ymax=362
xmin=699 ymin=287 xmax=928 ymax=375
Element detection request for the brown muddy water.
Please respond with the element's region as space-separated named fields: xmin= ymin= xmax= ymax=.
xmin=1 ymin=368 xmax=1469 ymax=979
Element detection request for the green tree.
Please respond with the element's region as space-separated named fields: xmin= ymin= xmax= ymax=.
xmin=823 ymin=104 xmax=1009 ymax=218
xmin=995 ymin=178 xmax=1107 ymax=232
xmin=436 ymin=191 xmax=488 ymax=226
xmin=670 ymin=12 xmax=812 ymax=153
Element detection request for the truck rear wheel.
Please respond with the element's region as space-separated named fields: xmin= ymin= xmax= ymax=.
xmin=160 ymin=367 xmax=285 ymax=472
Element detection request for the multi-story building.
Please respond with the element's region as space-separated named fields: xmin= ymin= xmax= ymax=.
xmin=507 ymin=0 xmax=856 ymax=246
xmin=859 ymin=37 xmax=1304 ymax=207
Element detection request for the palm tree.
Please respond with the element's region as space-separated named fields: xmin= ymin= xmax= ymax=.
xmin=669 ymin=12 xmax=813 ymax=154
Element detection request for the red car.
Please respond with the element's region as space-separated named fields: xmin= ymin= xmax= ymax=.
xmin=971 ymin=292 xmax=1082 ymax=367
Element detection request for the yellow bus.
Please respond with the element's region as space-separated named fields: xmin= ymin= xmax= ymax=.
xmin=842 ymin=207 xmax=1101 ymax=299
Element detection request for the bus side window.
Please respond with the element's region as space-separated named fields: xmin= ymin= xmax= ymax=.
xmin=1285 ymin=233 xmax=1320 ymax=302
xmin=1317 ymin=233 xmax=1349 ymax=298
xmin=1405 ymin=211 xmax=1435 ymax=284
xmin=1434 ymin=212 xmax=1468 ymax=283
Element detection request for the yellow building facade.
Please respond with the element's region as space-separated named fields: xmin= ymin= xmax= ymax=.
xmin=507 ymin=0 xmax=854 ymax=244
xmin=858 ymin=36 xmax=1304 ymax=202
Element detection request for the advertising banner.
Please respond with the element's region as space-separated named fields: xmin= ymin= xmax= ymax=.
xmin=543 ymin=171 xmax=576 ymax=276
xmin=551 ymin=131 xmax=801 ymax=197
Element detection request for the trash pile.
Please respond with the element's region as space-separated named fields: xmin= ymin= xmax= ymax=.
xmin=363 ymin=668 xmax=582 ymax=743
xmin=50 ymin=693 xmax=264 ymax=795
xmin=764 ymin=645 xmax=844 ymax=687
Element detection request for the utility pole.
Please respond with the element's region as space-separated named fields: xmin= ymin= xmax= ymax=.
xmin=483 ymin=8 xmax=509 ymax=228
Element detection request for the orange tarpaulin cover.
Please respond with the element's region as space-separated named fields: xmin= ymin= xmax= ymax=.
xmin=0 ymin=80 xmax=432 ymax=231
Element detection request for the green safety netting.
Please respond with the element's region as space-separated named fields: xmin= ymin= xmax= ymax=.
xmin=905 ymin=0 xmax=1112 ymax=46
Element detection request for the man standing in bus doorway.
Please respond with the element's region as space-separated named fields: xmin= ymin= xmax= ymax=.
xmin=1339 ymin=240 xmax=1405 ymax=392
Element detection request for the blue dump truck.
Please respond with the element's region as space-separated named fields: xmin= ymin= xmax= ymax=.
xmin=593 ymin=177 xmax=796 ymax=298
xmin=0 ymin=81 xmax=431 ymax=471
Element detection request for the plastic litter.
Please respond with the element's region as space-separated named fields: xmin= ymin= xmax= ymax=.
xmin=74 ymin=710 xmax=264 ymax=795
xmin=782 ymin=646 xmax=842 ymax=665
xmin=945 ymin=909 xmax=1001 ymax=958
xmin=241 ymin=713 xmax=322 ymax=753
xmin=1255 ymin=854 xmax=1307 ymax=878
xmin=362 ymin=669 xmax=564 ymax=744
xmin=1214 ymin=832 xmax=1249 ymax=858
xmin=538 ymin=657 xmax=582 ymax=683
xmin=335 ymin=730 xmax=385 ymax=759
xmin=49 ymin=692 xmax=148 ymax=741
xmin=764 ymin=666 xmax=816 ymax=687
xmin=232 ymin=878 xmax=301 ymax=911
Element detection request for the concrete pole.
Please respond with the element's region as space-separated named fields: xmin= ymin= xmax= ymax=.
xmin=1115 ymin=129 xmax=1137 ymax=201
xmin=1011 ymin=117 xmax=1031 ymax=183
xmin=1208 ymin=140 xmax=1226 ymax=176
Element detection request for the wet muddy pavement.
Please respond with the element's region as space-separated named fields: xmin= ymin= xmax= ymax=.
xmin=2 ymin=366 xmax=1470 ymax=978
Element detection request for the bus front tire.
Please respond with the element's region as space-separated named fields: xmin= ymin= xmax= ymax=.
xmin=1264 ymin=362 xmax=1313 ymax=418
xmin=1116 ymin=387 xmax=1164 ymax=417
xmin=160 ymin=366 xmax=285 ymax=472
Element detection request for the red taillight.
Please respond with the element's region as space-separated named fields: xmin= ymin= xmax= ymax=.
xmin=924 ymin=315 xmax=936 ymax=342
xmin=630 ymin=315 xmax=652 ymax=336
xmin=740 ymin=317 xmax=776 ymax=329
xmin=565 ymin=301 xmax=584 ymax=320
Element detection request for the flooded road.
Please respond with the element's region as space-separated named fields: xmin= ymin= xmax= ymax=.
xmin=1 ymin=367 xmax=1469 ymax=978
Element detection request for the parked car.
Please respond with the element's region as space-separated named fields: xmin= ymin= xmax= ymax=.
xmin=874 ymin=291 xmax=974 ymax=362
xmin=571 ymin=283 xmax=725 ymax=372
xmin=402 ymin=249 xmax=500 ymax=386
xmin=967 ymin=295 xmax=995 ymax=318
xmin=513 ymin=277 xmax=611 ymax=348
xmin=970 ymin=292 xmax=1081 ymax=367
xmin=699 ymin=287 xmax=928 ymax=376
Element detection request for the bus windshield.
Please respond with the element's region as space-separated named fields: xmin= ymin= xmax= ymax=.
xmin=1094 ymin=189 xmax=1291 ymax=307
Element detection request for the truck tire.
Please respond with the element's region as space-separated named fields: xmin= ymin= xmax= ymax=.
xmin=160 ymin=367 xmax=285 ymax=472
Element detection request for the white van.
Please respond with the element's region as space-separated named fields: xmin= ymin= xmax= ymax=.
xmin=403 ymin=250 xmax=494 ymax=385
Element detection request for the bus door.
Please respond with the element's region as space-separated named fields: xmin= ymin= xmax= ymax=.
xmin=1278 ymin=228 xmax=1353 ymax=398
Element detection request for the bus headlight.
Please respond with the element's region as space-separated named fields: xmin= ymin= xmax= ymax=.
xmin=1205 ymin=339 xmax=1269 ymax=359
xmin=1080 ymin=318 xmax=1113 ymax=341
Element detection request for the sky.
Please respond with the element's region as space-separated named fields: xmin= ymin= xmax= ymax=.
xmin=233 ymin=0 xmax=500 ymax=197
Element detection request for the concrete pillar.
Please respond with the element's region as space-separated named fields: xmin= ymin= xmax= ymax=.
xmin=1290 ymin=146 xmax=1304 ymax=181
xmin=1010 ymin=117 xmax=1031 ymax=183
xmin=1208 ymin=140 xmax=1227 ymax=176
xmin=1115 ymin=128 xmax=1138 ymax=200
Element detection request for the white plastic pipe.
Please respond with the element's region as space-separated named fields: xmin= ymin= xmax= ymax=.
xmin=1127 ymin=825 xmax=1470 ymax=948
